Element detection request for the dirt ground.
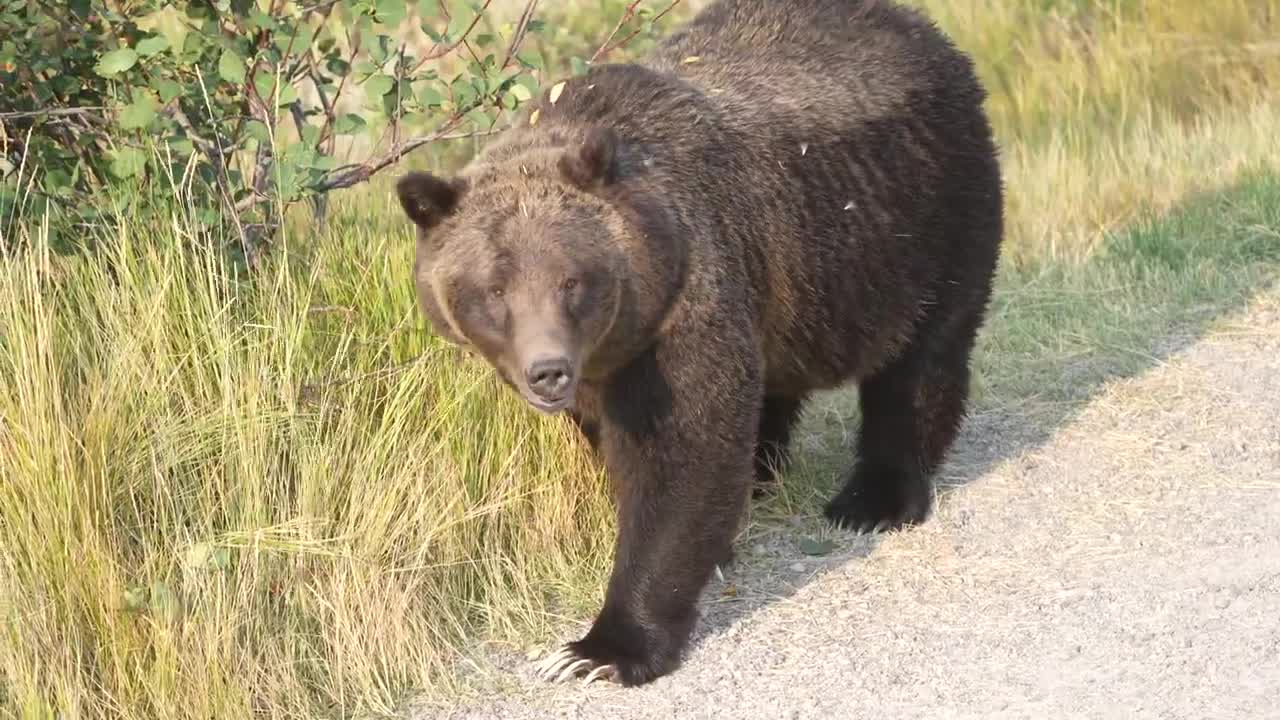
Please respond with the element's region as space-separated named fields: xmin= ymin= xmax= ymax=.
xmin=425 ymin=288 xmax=1280 ymax=720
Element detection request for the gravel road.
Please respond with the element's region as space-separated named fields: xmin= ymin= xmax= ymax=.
xmin=425 ymin=289 xmax=1280 ymax=720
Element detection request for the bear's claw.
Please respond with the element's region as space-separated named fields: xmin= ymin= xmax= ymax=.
xmin=535 ymin=644 xmax=617 ymax=685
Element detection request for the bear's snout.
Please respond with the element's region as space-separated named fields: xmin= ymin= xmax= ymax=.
xmin=523 ymin=356 xmax=576 ymax=412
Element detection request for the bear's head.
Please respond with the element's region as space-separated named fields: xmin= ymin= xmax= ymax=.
xmin=396 ymin=126 xmax=681 ymax=415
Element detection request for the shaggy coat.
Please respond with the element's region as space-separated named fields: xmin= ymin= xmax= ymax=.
xmin=396 ymin=0 xmax=1002 ymax=686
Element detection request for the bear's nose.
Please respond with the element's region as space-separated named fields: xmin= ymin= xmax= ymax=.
xmin=525 ymin=357 xmax=574 ymax=400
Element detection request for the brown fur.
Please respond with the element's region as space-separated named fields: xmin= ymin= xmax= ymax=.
xmin=396 ymin=0 xmax=1002 ymax=686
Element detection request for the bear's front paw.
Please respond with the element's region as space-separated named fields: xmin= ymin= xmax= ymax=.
xmin=535 ymin=642 xmax=619 ymax=685
xmin=534 ymin=618 xmax=683 ymax=687
xmin=823 ymin=462 xmax=933 ymax=533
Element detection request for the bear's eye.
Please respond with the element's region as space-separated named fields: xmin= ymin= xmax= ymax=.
xmin=561 ymin=278 xmax=579 ymax=293
xmin=488 ymin=287 xmax=505 ymax=299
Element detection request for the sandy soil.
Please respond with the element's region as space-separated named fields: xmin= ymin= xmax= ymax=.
xmin=423 ymin=288 xmax=1280 ymax=720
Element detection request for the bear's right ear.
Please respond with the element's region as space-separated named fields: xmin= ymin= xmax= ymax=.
xmin=558 ymin=126 xmax=618 ymax=191
xmin=396 ymin=172 xmax=467 ymax=231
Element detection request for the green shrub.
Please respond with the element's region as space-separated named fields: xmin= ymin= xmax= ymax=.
xmin=0 ymin=0 xmax=681 ymax=261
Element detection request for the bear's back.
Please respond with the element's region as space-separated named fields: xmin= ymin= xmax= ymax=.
xmin=644 ymin=0 xmax=985 ymax=146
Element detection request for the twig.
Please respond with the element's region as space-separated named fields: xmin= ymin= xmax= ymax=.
xmin=298 ymin=0 xmax=342 ymax=13
xmin=500 ymin=0 xmax=541 ymax=69
xmin=593 ymin=1 xmax=682 ymax=63
xmin=0 ymin=107 xmax=107 ymax=121
xmin=194 ymin=66 xmax=258 ymax=262
xmin=590 ymin=0 xmax=644 ymax=64
xmin=314 ymin=114 xmax=473 ymax=193
xmin=411 ymin=0 xmax=495 ymax=73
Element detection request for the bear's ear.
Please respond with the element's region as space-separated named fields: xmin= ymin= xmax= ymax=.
xmin=558 ymin=126 xmax=618 ymax=191
xmin=396 ymin=171 xmax=467 ymax=231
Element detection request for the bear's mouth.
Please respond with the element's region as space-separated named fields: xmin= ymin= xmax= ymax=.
xmin=524 ymin=392 xmax=575 ymax=415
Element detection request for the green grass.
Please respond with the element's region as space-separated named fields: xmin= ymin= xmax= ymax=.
xmin=4 ymin=1 xmax=1280 ymax=718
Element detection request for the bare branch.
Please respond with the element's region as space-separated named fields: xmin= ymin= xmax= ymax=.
xmin=500 ymin=0 xmax=541 ymax=70
xmin=411 ymin=0 xmax=495 ymax=73
xmin=193 ymin=66 xmax=260 ymax=264
xmin=590 ymin=1 xmax=644 ymax=64
xmin=298 ymin=0 xmax=342 ymax=14
xmin=592 ymin=1 xmax=682 ymax=63
xmin=315 ymin=118 xmax=504 ymax=193
xmin=0 ymin=107 xmax=107 ymax=121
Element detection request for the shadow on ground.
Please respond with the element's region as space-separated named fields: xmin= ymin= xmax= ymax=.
xmin=678 ymin=170 xmax=1280 ymax=655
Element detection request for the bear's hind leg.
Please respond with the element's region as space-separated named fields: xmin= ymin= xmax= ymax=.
xmin=753 ymin=394 xmax=807 ymax=497
xmin=823 ymin=312 xmax=982 ymax=533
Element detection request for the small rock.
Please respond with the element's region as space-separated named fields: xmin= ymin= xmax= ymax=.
xmin=790 ymin=562 xmax=805 ymax=572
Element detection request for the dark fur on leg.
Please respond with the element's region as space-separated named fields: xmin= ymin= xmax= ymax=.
xmin=544 ymin=326 xmax=760 ymax=686
xmin=825 ymin=307 xmax=987 ymax=533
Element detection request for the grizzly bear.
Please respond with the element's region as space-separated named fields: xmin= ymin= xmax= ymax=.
xmin=396 ymin=0 xmax=1002 ymax=687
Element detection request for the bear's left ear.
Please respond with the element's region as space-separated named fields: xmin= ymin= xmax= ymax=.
xmin=558 ymin=126 xmax=618 ymax=191
xmin=396 ymin=171 xmax=467 ymax=231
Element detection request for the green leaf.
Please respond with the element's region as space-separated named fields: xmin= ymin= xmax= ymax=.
xmin=444 ymin=5 xmax=476 ymax=43
xmin=509 ymin=82 xmax=533 ymax=103
xmin=364 ymin=29 xmax=389 ymax=64
xmin=52 ymin=74 xmax=82 ymax=98
xmin=212 ymin=548 xmax=232 ymax=570
xmin=274 ymin=23 xmax=315 ymax=55
xmin=326 ymin=57 xmax=351 ymax=77
xmin=218 ymin=49 xmax=247 ymax=84
xmin=151 ymin=78 xmax=184 ymax=103
xmin=184 ymin=542 xmax=233 ymax=572
xmin=168 ymin=137 xmax=195 ymax=156
xmin=467 ymin=107 xmax=497 ymax=129
xmin=417 ymin=85 xmax=444 ymax=108
xmin=374 ymin=0 xmax=406 ymax=26
xmin=515 ymin=73 xmax=539 ymax=94
xmin=275 ymin=81 xmax=298 ymax=106
xmin=798 ymin=537 xmax=837 ymax=557
xmin=245 ymin=120 xmax=272 ymax=144
xmin=300 ymin=124 xmax=321 ymax=146
xmin=148 ymin=581 xmax=182 ymax=622
xmin=364 ymin=73 xmax=395 ymax=102
xmin=122 ymin=585 xmax=149 ymax=612
xmin=451 ymin=78 xmax=477 ymax=109
xmin=248 ymin=9 xmax=276 ymax=31
xmin=109 ymin=147 xmax=147 ymax=179
xmin=136 ymin=35 xmax=169 ymax=58
xmin=117 ymin=94 xmax=158 ymax=131
xmin=515 ymin=50 xmax=544 ymax=70
xmin=94 ymin=48 xmax=138 ymax=77
xmin=253 ymin=73 xmax=276 ymax=101
xmin=180 ymin=32 xmax=205 ymax=61
xmin=570 ymin=56 xmax=589 ymax=77
xmin=333 ymin=113 xmax=367 ymax=135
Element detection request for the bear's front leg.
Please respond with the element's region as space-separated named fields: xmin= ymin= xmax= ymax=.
xmin=537 ymin=326 xmax=761 ymax=686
